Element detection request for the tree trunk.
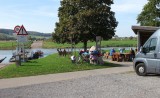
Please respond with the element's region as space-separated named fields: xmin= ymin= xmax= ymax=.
xmin=83 ymin=41 xmax=87 ymax=51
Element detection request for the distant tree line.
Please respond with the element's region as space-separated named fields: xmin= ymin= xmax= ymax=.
xmin=0 ymin=33 xmax=16 ymax=40
xmin=112 ymin=35 xmax=137 ymax=41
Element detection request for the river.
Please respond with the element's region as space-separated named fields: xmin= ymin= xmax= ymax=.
xmin=0 ymin=48 xmax=57 ymax=64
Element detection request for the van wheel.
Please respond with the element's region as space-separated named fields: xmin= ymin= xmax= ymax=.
xmin=136 ymin=63 xmax=146 ymax=76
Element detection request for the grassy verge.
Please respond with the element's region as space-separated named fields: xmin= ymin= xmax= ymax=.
xmin=0 ymin=53 xmax=121 ymax=79
xmin=0 ymin=41 xmax=17 ymax=50
xmin=43 ymin=39 xmax=137 ymax=48
xmin=0 ymin=41 xmax=33 ymax=50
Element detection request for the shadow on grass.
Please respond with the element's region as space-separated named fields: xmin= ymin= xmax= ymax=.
xmin=76 ymin=61 xmax=122 ymax=67
xmin=26 ymin=61 xmax=38 ymax=63
xmin=20 ymin=61 xmax=42 ymax=67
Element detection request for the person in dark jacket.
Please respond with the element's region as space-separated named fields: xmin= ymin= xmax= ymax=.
xmin=129 ymin=48 xmax=135 ymax=61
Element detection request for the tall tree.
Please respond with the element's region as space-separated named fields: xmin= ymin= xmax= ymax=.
xmin=137 ymin=0 xmax=160 ymax=26
xmin=53 ymin=0 xmax=118 ymax=51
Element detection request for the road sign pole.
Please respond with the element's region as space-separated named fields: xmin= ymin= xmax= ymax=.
xmin=14 ymin=25 xmax=29 ymax=65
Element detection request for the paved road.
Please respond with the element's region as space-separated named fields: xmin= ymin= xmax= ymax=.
xmin=1 ymin=72 xmax=160 ymax=98
xmin=1 ymin=59 xmax=160 ymax=98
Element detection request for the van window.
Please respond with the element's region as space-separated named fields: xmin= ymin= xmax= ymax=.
xmin=143 ymin=38 xmax=157 ymax=53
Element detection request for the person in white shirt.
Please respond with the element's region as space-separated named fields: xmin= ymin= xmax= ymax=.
xmin=71 ymin=55 xmax=76 ymax=63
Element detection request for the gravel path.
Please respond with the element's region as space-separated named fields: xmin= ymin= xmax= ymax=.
xmin=1 ymin=72 xmax=160 ymax=98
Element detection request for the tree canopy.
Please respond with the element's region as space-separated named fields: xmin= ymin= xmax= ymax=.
xmin=53 ymin=0 xmax=118 ymax=50
xmin=137 ymin=0 xmax=160 ymax=26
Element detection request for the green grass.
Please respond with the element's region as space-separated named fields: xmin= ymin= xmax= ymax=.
xmin=43 ymin=39 xmax=137 ymax=48
xmin=0 ymin=41 xmax=17 ymax=50
xmin=100 ymin=40 xmax=137 ymax=47
xmin=0 ymin=53 xmax=121 ymax=79
xmin=0 ymin=41 xmax=33 ymax=50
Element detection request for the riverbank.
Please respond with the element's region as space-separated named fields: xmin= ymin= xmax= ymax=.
xmin=0 ymin=63 xmax=13 ymax=69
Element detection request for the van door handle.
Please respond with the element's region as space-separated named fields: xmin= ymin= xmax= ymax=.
xmin=154 ymin=53 xmax=157 ymax=58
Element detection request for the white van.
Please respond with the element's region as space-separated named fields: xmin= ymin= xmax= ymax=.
xmin=133 ymin=29 xmax=160 ymax=76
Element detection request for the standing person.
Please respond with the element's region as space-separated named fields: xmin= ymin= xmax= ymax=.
xmin=129 ymin=48 xmax=135 ymax=61
xmin=63 ymin=49 xmax=67 ymax=56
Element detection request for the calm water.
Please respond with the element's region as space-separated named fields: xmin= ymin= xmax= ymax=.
xmin=0 ymin=47 xmax=135 ymax=64
xmin=0 ymin=48 xmax=58 ymax=64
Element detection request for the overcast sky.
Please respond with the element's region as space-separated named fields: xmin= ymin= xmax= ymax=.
xmin=0 ymin=0 xmax=148 ymax=37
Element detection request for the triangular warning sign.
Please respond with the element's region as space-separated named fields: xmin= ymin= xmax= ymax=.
xmin=17 ymin=25 xmax=28 ymax=35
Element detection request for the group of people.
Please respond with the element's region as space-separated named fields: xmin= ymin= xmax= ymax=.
xmin=71 ymin=49 xmax=104 ymax=64
xmin=109 ymin=47 xmax=137 ymax=61
xmin=57 ymin=48 xmax=70 ymax=56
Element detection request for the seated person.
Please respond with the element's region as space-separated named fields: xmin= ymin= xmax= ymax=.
xmin=90 ymin=54 xmax=98 ymax=64
xmin=79 ymin=50 xmax=84 ymax=56
xmin=104 ymin=52 xmax=109 ymax=59
xmin=119 ymin=48 xmax=125 ymax=60
xmin=70 ymin=55 xmax=76 ymax=63
xmin=109 ymin=48 xmax=115 ymax=56
xmin=119 ymin=48 xmax=125 ymax=54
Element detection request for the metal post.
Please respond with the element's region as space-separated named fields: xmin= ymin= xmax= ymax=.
xmin=23 ymin=43 xmax=25 ymax=62
xmin=15 ymin=54 xmax=21 ymax=66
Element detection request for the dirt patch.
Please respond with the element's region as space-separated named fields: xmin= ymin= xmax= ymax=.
xmin=31 ymin=41 xmax=43 ymax=49
xmin=0 ymin=63 xmax=13 ymax=69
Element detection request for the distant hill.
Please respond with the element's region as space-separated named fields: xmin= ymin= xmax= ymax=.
xmin=0 ymin=29 xmax=14 ymax=35
xmin=0 ymin=28 xmax=52 ymax=40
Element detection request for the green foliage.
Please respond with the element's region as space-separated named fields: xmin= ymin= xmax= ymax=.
xmin=0 ymin=53 xmax=121 ymax=79
xmin=137 ymin=0 xmax=160 ymax=26
xmin=53 ymin=0 xmax=118 ymax=50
